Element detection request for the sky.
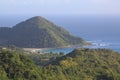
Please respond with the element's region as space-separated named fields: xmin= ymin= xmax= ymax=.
xmin=0 ymin=0 xmax=120 ymax=40
xmin=0 ymin=0 xmax=120 ymax=16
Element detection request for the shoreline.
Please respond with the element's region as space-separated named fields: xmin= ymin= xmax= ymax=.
xmin=23 ymin=44 xmax=91 ymax=53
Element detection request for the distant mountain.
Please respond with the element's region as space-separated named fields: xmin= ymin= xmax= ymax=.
xmin=0 ymin=16 xmax=87 ymax=48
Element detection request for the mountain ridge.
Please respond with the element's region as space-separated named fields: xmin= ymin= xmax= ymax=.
xmin=0 ymin=16 xmax=87 ymax=48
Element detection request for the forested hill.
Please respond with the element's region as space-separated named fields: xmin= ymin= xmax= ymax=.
xmin=0 ymin=49 xmax=42 ymax=80
xmin=0 ymin=48 xmax=120 ymax=80
xmin=0 ymin=16 xmax=87 ymax=48
xmin=45 ymin=48 xmax=120 ymax=80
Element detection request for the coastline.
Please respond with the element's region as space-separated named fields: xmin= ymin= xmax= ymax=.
xmin=23 ymin=43 xmax=91 ymax=54
xmin=23 ymin=48 xmax=50 ymax=53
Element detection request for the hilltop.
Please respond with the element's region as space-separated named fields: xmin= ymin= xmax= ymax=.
xmin=0 ymin=16 xmax=87 ymax=48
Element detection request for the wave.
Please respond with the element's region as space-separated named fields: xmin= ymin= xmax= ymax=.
xmin=87 ymin=40 xmax=110 ymax=47
xmin=92 ymin=43 xmax=109 ymax=47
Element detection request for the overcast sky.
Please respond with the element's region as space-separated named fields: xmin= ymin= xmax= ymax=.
xmin=0 ymin=0 xmax=120 ymax=16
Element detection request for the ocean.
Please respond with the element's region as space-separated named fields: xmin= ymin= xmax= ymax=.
xmin=0 ymin=15 xmax=120 ymax=53
xmin=42 ymin=39 xmax=120 ymax=54
xmin=42 ymin=15 xmax=120 ymax=54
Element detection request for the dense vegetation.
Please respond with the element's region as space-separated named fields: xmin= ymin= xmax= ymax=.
xmin=0 ymin=49 xmax=42 ymax=80
xmin=47 ymin=48 xmax=120 ymax=80
xmin=0 ymin=48 xmax=120 ymax=80
xmin=28 ymin=52 xmax=64 ymax=66
xmin=0 ymin=16 xmax=87 ymax=48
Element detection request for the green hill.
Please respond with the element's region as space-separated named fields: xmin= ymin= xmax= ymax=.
xmin=43 ymin=48 xmax=120 ymax=80
xmin=0 ymin=50 xmax=42 ymax=80
xmin=0 ymin=48 xmax=120 ymax=80
xmin=0 ymin=16 xmax=87 ymax=48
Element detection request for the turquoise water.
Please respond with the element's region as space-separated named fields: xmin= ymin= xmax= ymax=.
xmin=42 ymin=47 xmax=76 ymax=54
xmin=42 ymin=39 xmax=120 ymax=54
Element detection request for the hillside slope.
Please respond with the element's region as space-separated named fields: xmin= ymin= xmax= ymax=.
xmin=44 ymin=48 xmax=120 ymax=80
xmin=0 ymin=16 xmax=87 ymax=48
xmin=0 ymin=48 xmax=120 ymax=80
xmin=0 ymin=50 xmax=42 ymax=80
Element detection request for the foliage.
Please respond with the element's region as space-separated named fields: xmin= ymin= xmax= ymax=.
xmin=28 ymin=52 xmax=64 ymax=66
xmin=0 ymin=50 xmax=42 ymax=80
xmin=0 ymin=48 xmax=120 ymax=80
xmin=43 ymin=48 xmax=120 ymax=80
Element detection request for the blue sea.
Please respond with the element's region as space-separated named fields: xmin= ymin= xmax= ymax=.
xmin=0 ymin=15 xmax=120 ymax=54
xmin=42 ymin=33 xmax=120 ymax=54
xmin=41 ymin=15 xmax=120 ymax=54
xmin=42 ymin=39 xmax=120 ymax=54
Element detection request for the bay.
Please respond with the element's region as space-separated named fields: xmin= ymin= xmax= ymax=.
xmin=42 ymin=40 xmax=120 ymax=54
xmin=0 ymin=15 xmax=120 ymax=53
